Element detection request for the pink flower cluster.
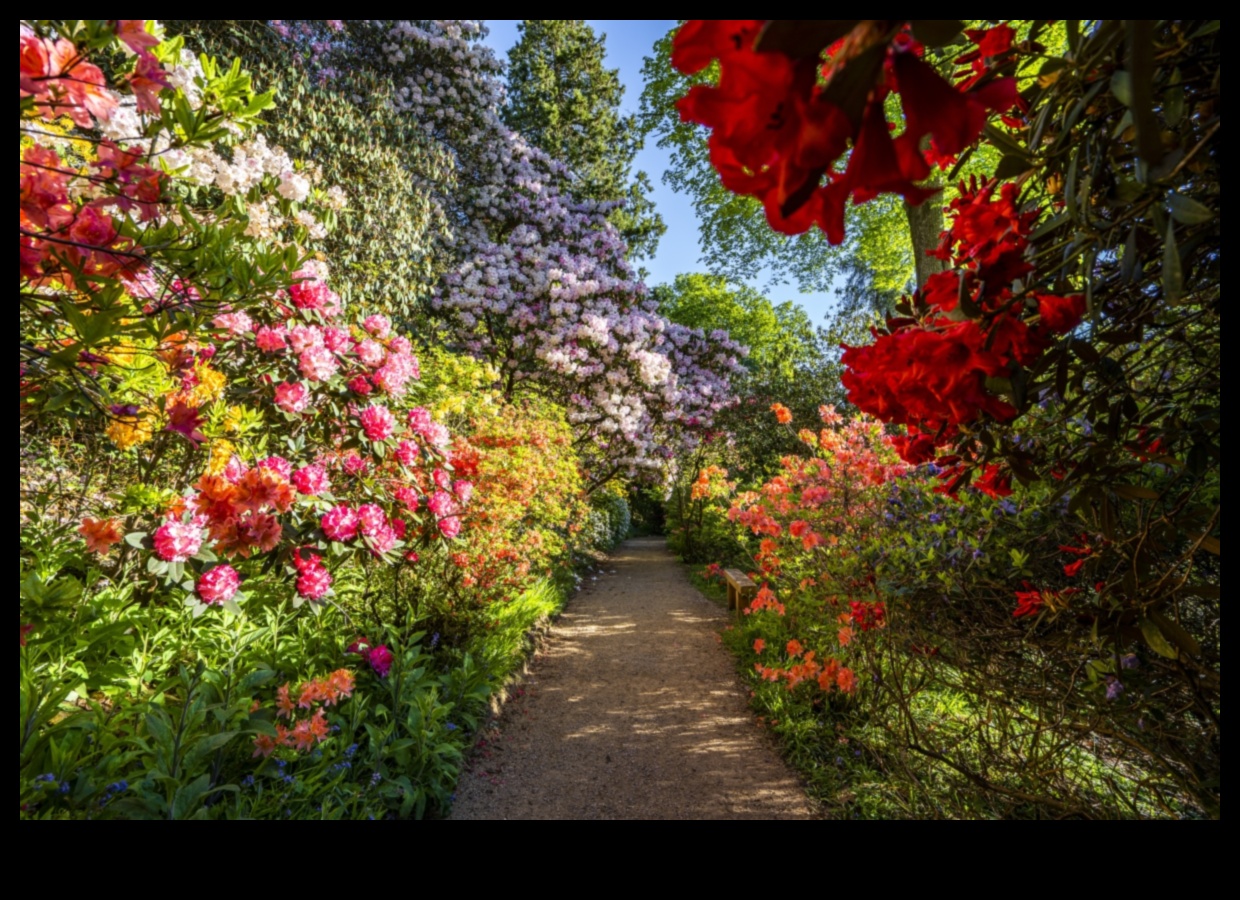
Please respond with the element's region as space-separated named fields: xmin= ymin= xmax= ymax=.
xmin=196 ymin=565 xmax=241 ymax=605
xmin=293 ymin=549 xmax=332 ymax=601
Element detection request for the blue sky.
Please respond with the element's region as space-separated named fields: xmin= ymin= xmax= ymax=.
xmin=480 ymin=20 xmax=838 ymax=325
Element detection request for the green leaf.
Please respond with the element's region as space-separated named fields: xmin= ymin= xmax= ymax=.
xmin=1167 ymin=193 xmax=1215 ymax=225
xmin=171 ymin=773 xmax=213 ymax=821
xmin=1150 ymin=612 xmax=1202 ymax=658
xmin=1111 ymin=70 xmax=1133 ymax=106
xmin=1113 ymin=484 xmax=1160 ymax=501
xmin=1140 ymin=618 xmax=1179 ymax=660
xmin=995 ymin=154 xmax=1035 ymax=180
xmin=909 ymin=20 xmax=965 ymax=48
xmin=1163 ymin=219 xmax=1184 ymax=303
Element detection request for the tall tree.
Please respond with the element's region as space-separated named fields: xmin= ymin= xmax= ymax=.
xmin=504 ymin=20 xmax=665 ymax=259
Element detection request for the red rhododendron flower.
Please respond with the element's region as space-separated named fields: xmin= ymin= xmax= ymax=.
xmin=196 ymin=565 xmax=240 ymax=606
xmin=256 ymin=326 xmax=288 ymax=354
xmin=1013 ymin=589 xmax=1045 ymax=618
xmin=974 ymin=464 xmax=1014 ymax=499
xmin=321 ymin=505 xmax=359 ymax=542
xmin=1037 ymin=294 xmax=1087 ymax=335
xmin=21 ymin=624 xmax=35 ymax=647
xmin=153 ymin=521 xmax=203 ymax=562
xmin=1064 ymin=559 xmax=1087 ymax=578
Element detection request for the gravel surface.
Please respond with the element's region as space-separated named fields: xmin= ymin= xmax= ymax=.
xmin=450 ymin=538 xmax=816 ymax=820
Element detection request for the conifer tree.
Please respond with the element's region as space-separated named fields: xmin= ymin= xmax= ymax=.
xmin=504 ymin=20 xmax=665 ymax=259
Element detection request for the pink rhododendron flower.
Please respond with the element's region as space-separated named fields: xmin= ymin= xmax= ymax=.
xmin=438 ymin=516 xmax=462 ymax=540
xmin=367 ymin=525 xmax=398 ymax=557
xmin=356 ymin=340 xmax=385 ymax=368
xmin=427 ymin=423 xmax=451 ymax=449
xmin=392 ymin=519 xmax=408 ymax=540
xmin=321 ymin=505 xmax=359 ymax=542
xmin=323 ymin=327 xmax=351 ymax=352
xmin=293 ymin=550 xmax=333 ymax=601
xmin=395 ymin=441 xmax=419 ymax=467
xmin=274 ymin=382 xmax=310 ymax=414
xmin=299 ymin=346 xmax=339 ymax=382
xmin=154 ymin=521 xmax=203 ymax=562
xmin=223 ymin=455 xmax=249 ymax=483
xmin=367 ymin=645 xmax=394 ymax=678
xmin=196 ymin=565 xmax=240 ymax=606
xmin=388 ymin=336 xmax=412 ymax=356
xmin=395 ymin=487 xmax=420 ymax=511
xmin=433 ymin=468 xmax=451 ymax=491
xmin=372 ymin=354 xmax=417 ymax=396
xmin=453 ymin=480 xmax=474 ymax=505
xmin=289 ymin=279 xmax=338 ymax=312
xmin=288 ymin=325 xmax=324 ymax=354
xmin=214 ymin=311 xmax=254 ymax=336
xmin=408 ymin=407 xmax=434 ymax=438
xmin=348 ymin=376 xmax=373 ymax=396
xmin=363 ymin=315 xmax=391 ymax=338
xmin=343 ymin=452 xmax=369 ymax=476
xmin=359 ymin=404 xmax=396 ymax=442
xmin=428 ymin=491 xmax=454 ymax=517
xmin=357 ymin=504 xmax=388 ymax=537
xmin=292 ymin=464 xmax=331 ymax=496
xmin=255 ymin=326 xmax=288 ymax=353
xmin=258 ymin=456 xmax=292 ymax=480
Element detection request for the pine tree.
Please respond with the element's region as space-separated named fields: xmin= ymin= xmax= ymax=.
xmin=503 ymin=20 xmax=664 ymax=259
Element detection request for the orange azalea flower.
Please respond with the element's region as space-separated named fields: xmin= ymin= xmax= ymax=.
xmin=79 ymin=517 xmax=124 ymax=555
xmin=771 ymin=403 xmax=793 ymax=424
xmin=325 ymin=669 xmax=356 ymax=705
xmin=275 ymin=683 xmax=295 ymax=720
xmin=252 ymin=733 xmax=278 ymax=758
xmin=299 ymin=680 xmax=327 ymax=710
xmin=753 ymin=639 xmax=766 ymax=654
xmin=786 ymin=639 xmax=804 ymax=658
xmin=837 ymin=668 xmax=858 ymax=695
xmin=307 ymin=709 xmax=330 ymax=742
xmin=838 ymin=626 xmax=855 ymax=647
xmin=288 ymin=719 xmax=317 ymax=753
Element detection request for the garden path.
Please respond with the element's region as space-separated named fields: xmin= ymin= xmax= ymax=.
xmin=450 ymin=538 xmax=815 ymax=820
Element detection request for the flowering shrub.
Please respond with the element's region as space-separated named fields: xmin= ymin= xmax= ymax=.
xmin=675 ymin=18 xmax=1219 ymax=818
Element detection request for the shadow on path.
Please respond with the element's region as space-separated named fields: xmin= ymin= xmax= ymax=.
xmin=450 ymin=538 xmax=815 ymax=820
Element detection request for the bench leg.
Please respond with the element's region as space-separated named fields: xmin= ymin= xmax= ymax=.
xmin=727 ymin=584 xmax=736 ymax=611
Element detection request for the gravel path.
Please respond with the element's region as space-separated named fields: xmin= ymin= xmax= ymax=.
xmin=450 ymin=538 xmax=815 ymax=820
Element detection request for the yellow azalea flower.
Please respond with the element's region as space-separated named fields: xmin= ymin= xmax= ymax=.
xmin=106 ymin=411 xmax=156 ymax=451
xmin=187 ymin=364 xmax=227 ymax=407
xmin=205 ymin=439 xmax=236 ymax=476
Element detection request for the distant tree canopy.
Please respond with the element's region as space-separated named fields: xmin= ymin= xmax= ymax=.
xmin=505 ymin=20 xmax=664 ymax=260
xmin=653 ymin=273 xmax=816 ymax=381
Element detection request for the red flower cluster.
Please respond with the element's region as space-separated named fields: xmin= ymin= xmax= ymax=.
xmin=843 ymin=178 xmax=1089 ymax=487
xmin=848 ymin=600 xmax=887 ymax=633
xmin=672 ymin=20 xmax=1019 ymax=242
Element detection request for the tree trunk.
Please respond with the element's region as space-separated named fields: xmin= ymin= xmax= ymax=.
xmin=905 ymin=198 xmax=948 ymax=290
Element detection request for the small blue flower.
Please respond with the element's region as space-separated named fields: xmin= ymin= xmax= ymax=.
xmin=283 ymin=775 xmax=295 ymax=785
xmin=446 ymin=723 xmax=458 ymax=732
xmin=59 ymin=782 xmax=71 ymax=795
xmin=1121 ymin=654 xmax=1140 ymax=671
xmin=371 ymin=772 xmax=382 ymax=787
xmin=36 ymin=774 xmax=56 ymax=784
xmin=241 ymin=776 xmax=256 ymax=789
xmin=345 ymin=744 xmax=359 ymax=759
xmin=430 ymin=633 xmax=441 ymax=650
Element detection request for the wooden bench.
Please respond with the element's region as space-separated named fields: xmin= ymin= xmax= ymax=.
xmin=724 ymin=569 xmax=757 ymax=616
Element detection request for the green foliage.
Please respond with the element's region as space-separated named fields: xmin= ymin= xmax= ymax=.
xmin=505 ymin=20 xmax=665 ymax=259
xmin=654 ymin=274 xmax=816 ymax=380
xmin=164 ymin=19 xmax=452 ymax=320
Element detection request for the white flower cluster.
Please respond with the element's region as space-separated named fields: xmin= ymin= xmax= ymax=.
xmin=353 ymin=20 xmax=748 ymax=482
